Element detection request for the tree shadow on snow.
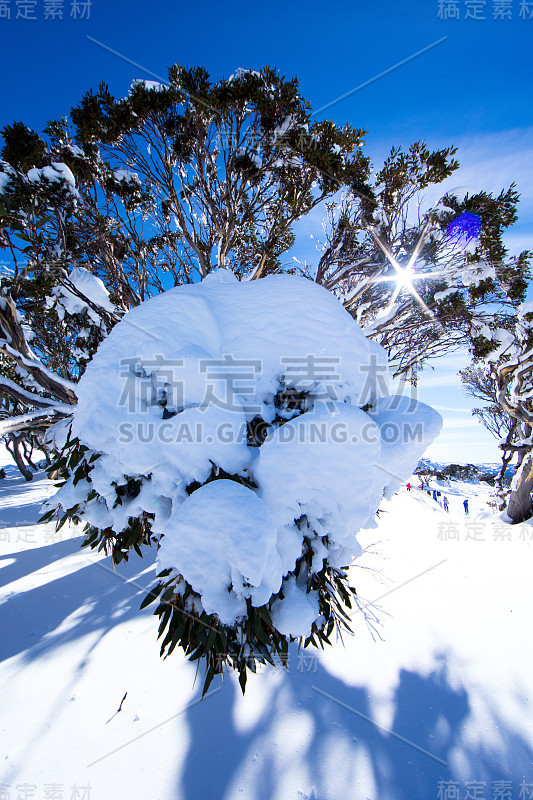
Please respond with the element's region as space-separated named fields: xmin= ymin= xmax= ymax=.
xmin=0 ymin=538 xmax=82 ymax=589
xmin=0 ymin=465 xmax=52 ymax=527
xmin=2 ymin=474 xmax=531 ymax=798
xmin=0 ymin=541 xmax=159 ymax=664
xmin=179 ymin=650 xmax=533 ymax=800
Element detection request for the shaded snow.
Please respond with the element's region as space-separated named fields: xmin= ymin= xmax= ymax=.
xmin=1 ymin=459 xmax=533 ymax=799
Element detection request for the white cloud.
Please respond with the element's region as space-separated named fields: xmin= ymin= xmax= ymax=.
xmin=448 ymin=127 xmax=533 ymax=212
xmin=431 ymin=405 xmax=472 ymax=414
xmin=418 ymin=374 xmax=462 ymax=389
xmin=441 ymin=418 xmax=483 ymax=429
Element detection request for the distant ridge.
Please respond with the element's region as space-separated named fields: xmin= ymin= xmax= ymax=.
xmin=415 ymin=458 xmax=514 ymax=484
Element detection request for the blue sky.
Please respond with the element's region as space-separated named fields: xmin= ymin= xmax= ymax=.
xmin=1 ymin=0 xmax=532 ymax=463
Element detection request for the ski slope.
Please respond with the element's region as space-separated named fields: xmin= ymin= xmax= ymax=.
xmin=1 ymin=453 xmax=532 ymax=800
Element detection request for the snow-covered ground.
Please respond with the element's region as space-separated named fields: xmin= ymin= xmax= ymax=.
xmin=1 ymin=450 xmax=532 ymax=800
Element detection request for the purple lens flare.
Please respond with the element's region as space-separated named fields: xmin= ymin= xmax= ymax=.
xmin=446 ymin=211 xmax=481 ymax=247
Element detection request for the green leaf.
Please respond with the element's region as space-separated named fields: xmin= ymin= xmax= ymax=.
xmin=56 ymin=512 xmax=70 ymax=531
xmin=206 ymin=626 xmax=218 ymax=652
xmin=255 ymin=639 xmax=275 ymax=666
xmin=157 ymin=568 xmax=172 ymax=579
xmin=157 ymin=604 xmax=172 ymax=639
xmin=126 ymin=522 xmax=141 ymax=547
xmin=38 ymin=508 xmax=55 ymax=523
xmin=160 ymin=585 xmax=175 ymax=603
xmin=202 ymin=666 xmax=216 ymax=697
xmin=189 ymin=646 xmax=205 ymax=662
xmin=166 ymin=620 xmax=186 ymax=656
xmin=140 ymin=583 xmax=164 ymax=610
xmin=257 ymin=605 xmax=273 ymax=627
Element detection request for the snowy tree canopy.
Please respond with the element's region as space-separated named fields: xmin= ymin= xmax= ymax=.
xmin=0 ymin=68 xmax=528 ymax=497
xmin=0 ymin=64 xmax=369 ymax=472
xmin=45 ymin=272 xmax=442 ymax=693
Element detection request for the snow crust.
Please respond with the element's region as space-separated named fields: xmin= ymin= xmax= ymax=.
xmin=368 ymin=394 xmax=443 ymax=500
xmin=270 ymin=576 xmax=320 ymax=638
xmin=55 ymin=271 xmax=441 ymax=633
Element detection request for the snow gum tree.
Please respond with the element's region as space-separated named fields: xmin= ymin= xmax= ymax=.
xmin=315 ymin=144 xmax=530 ymax=378
xmin=462 ymin=303 xmax=533 ymax=523
xmin=460 ymin=365 xmax=518 ymax=501
xmin=42 ymin=271 xmax=442 ymax=694
xmin=1 ymin=60 xmax=531 ymax=688
xmin=69 ymin=65 xmax=370 ymax=282
xmin=0 ymin=65 xmax=369 ymax=475
xmin=315 ymin=144 xmax=532 ymax=519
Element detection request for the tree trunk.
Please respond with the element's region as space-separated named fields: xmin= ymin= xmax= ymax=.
xmin=7 ymin=434 xmax=34 ymax=482
xmin=506 ymin=452 xmax=533 ymax=523
xmin=22 ymin=439 xmax=37 ymax=471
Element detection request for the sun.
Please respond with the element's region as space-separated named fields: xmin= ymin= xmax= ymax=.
xmin=394 ymin=270 xmax=415 ymax=289
xmin=363 ymin=222 xmax=449 ymax=318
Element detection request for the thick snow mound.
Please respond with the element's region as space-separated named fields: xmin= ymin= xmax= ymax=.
xmin=270 ymin=576 xmax=320 ymax=638
xmin=156 ymin=480 xmax=281 ymax=624
xmin=254 ymin=403 xmax=382 ymax=570
xmin=56 ymin=271 xmax=442 ymax=632
xmin=71 ymin=270 xmax=392 ymax=488
xmin=368 ymin=395 xmax=443 ymax=499
xmin=73 ymin=269 xmax=389 ymax=440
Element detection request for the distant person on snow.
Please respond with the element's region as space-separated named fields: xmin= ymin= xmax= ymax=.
xmin=443 ymin=496 xmax=449 ymax=512
xmin=463 ymin=498 xmax=469 ymax=515
xmin=406 ymin=483 xmax=411 ymax=491
xmin=432 ymin=490 xmax=438 ymax=502
xmin=427 ymin=490 xmax=431 ymax=496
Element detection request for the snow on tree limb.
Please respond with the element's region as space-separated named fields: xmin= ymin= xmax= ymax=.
xmin=0 ymin=406 xmax=73 ymax=436
xmin=0 ymin=374 xmax=59 ymax=408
